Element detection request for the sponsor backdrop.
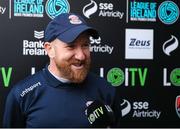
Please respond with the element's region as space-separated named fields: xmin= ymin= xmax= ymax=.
xmin=0 ymin=0 xmax=180 ymax=127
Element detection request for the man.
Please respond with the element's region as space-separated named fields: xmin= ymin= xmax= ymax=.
xmin=3 ymin=13 xmax=116 ymax=127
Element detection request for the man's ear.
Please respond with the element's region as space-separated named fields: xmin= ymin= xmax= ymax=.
xmin=44 ymin=42 xmax=55 ymax=58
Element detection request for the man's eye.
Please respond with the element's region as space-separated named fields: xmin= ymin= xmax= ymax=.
xmin=83 ymin=43 xmax=89 ymax=47
xmin=67 ymin=45 xmax=75 ymax=49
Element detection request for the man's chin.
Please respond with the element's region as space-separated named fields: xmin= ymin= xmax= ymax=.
xmin=71 ymin=77 xmax=86 ymax=83
xmin=70 ymin=69 xmax=88 ymax=83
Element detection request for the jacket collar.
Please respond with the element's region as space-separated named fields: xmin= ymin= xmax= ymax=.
xmin=42 ymin=64 xmax=87 ymax=88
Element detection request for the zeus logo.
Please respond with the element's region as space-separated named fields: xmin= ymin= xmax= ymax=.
xmin=83 ymin=0 xmax=98 ymax=18
xmin=163 ymin=35 xmax=179 ymax=56
xmin=120 ymin=99 xmax=131 ymax=117
xmin=129 ymin=38 xmax=150 ymax=46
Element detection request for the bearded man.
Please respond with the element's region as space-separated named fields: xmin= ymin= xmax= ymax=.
xmin=3 ymin=13 xmax=116 ymax=128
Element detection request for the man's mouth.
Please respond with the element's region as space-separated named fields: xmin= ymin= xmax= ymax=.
xmin=71 ymin=62 xmax=85 ymax=70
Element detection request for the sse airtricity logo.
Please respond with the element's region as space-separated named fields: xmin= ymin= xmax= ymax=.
xmin=46 ymin=0 xmax=70 ymax=19
xmin=162 ymin=35 xmax=179 ymax=56
xmin=0 ymin=6 xmax=6 ymax=15
xmin=83 ymin=0 xmax=124 ymax=19
xmin=158 ymin=1 xmax=179 ymax=25
xmin=83 ymin=0 xmax=98 ymax=18
xmin=120 ymin=99 xmax=131 ymax=117
xmin=119 ymin=99 xmax=161 ymax=119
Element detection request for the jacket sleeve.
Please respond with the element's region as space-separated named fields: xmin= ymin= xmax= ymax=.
xmin=3 ymin=89 xmax=26 ymax=127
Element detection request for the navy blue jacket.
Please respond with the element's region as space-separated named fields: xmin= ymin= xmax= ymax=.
xmin=3 ymin=66 xmax=115 ymax=127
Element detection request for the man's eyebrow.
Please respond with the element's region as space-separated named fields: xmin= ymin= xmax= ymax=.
xmin=66 ymin=43 xmax=75 ymax=47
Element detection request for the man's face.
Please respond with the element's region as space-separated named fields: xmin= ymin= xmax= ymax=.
xmin=50 ymin=33 xmax=91 ymax=83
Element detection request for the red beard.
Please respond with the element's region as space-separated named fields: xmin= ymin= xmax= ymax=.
xmin=55 ymin=58 xmax=91 ymax=83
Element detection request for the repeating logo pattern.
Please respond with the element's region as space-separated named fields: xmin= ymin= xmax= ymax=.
xmin=45 ymin=0 xmax=70 ymax=19
xmin=107 ymin=68 xmax=124 ymax=87
xmin=130 ymin=1 xmax=157 ymax=22
xmin=176 ymin=95 xmax=180 ymax=118
xmin=158 ymin=1 xmax=179 ymax=24
xmin=170 ymin=68 xmax=180 ymax=86
xmin=101 ymin=67 xmax=148 ymax=87
xmin=163 ymin=68 xmax=180 ymax=87
xmin=83 ymin=0 xmax=98 ymax=19
xmin=162 ymin=35 xmax=179 ymax=56
xmin=89 ymin=36 xmax=114 ymax=54
xmin=14 ymin=0 xmax=44 ymax=17
xmin=22 ymin=30 xmax=47 ymax=56
xmin=120 ymin=99 xmax=161 ymax=119
xmin=34 ymin=31 xmax=44 ymax=39
xmin=82 ymin=0 xmax=124 ymax=19
xmin=120 ymin=99 xmax=131 ymax=117
xmin=125 ymin=29 xmax=154 ymax=59
xmin=0 ymin=6 xmax=6 ymax=15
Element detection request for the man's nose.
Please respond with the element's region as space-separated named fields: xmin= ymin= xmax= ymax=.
xmin=74 ymin=48 xmax=86 ymax=60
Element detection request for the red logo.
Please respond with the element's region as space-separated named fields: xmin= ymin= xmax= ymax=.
xmin=175 ymin=95 xmax=180 ymax=118
xmin=69 ymin=15 xmax=82 ymax=24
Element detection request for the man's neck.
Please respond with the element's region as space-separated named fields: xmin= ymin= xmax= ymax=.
xmin=48 ymin=65 xmax=71 ymax=83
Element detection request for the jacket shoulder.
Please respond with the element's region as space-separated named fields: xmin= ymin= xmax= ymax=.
xmin=9 ymin=70 xmax=44 ymax=101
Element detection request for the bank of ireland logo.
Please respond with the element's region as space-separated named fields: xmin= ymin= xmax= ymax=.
xmin=175 ymin=95 xmax=180 ymax=118
xmin=83 ymin=0 xmax=98 ymax=18
xmin=162 ymin=35 xmax=179 ymax=56
xmin=34 ymin=31 xmax=44 ymax=39
xmin=46 ymin=0 xmax=70 ymax=19
xmin=170 ymin=68 xmax=180 ymax=86
xmin=158 ymin=1 xmax=179 ymax=25
xmin=107 ymin=68 xmax=124 ymax=87
xmin=120 ymin=99 xmax=131 ymax=117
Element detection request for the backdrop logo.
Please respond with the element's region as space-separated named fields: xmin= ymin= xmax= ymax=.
xmin=89 ymin=36 xmax=114 ymax=54
xmin=163 ymin=35 xmax=179 ymax=56
xmin=125 ymin=29 xmax=154 ymax=59
xmin=130 ymin=1 xmax=157 ymax=22
xmin=83 ymin=0 xmax=124 ymax=19
xmin=34 ymin=31 xmax=44 ymax=39
xmin=158 ymin=1 xmax=179 ymax=25
xmin=120 ymin=99 xmax=131 ymax=117
xmin=100 ymin=67 xmax=148 ymax=87
xmin=107 ymin=68 xmax=124 ymax=87
xmin=170 ymin=68 xmax=180 ymax=86
xmin=23 ymin=30 xmax=47 ymax=56
xmin=163 ymin=68 xmax=180 ymax=86
xmin=0 ymin=67 xmax=13 ymax=88
xmin=176 ymin=95 xmax=180 ymax=118
xmin=14 ymin=0 xmax=44 ymax=17
xmin=0 ymin=6 xmax=6 ymax=15
xmin=83 ymin=0 xmax=98 ymax=19
xmin=45 ymin=0 xmax=70 ymax=19
xmin=120 ymin=99 xmax=161 ymax=119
